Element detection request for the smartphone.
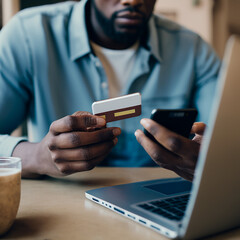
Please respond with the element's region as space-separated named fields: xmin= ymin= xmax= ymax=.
xmin=144 ymin=108 xmax=198 ymax=141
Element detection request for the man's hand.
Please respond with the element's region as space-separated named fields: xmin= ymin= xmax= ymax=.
xmin=135 ymin=120 xmax=206 ymax=181
xmin=13 ymin=111 xmax=121 ymax=178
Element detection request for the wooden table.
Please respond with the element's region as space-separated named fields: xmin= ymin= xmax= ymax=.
xmin=3 ymin=168 xmax=240 ymax=240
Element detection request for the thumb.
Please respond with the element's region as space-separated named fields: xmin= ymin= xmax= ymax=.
xmin=72 ymin=111 xmax=92 ymax=116
xmin=191 ymin=122 xmax=206 ymax=135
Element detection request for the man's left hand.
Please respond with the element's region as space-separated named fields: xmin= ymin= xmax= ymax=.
xmin=135 ymin=120 xmax=206 ymax=181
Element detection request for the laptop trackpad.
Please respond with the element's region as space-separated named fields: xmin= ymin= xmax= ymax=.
xmin=144 ymin=180 xmax=192 ymax=195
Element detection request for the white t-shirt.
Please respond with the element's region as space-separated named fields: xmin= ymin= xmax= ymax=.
xmin=91 ymin=41 xmax=139 ymax=98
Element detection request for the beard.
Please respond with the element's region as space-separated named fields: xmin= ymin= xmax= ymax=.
xmin=91 ymin=1 xmax=149 ymax=46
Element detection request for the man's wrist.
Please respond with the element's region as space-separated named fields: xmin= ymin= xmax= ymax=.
xmin=12 ymin=141 xmax=46 ymax=178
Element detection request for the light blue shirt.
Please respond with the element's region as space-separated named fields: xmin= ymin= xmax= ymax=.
xmin=0 ymin=0 xmax=221 ymax=166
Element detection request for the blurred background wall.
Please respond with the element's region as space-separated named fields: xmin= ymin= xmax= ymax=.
xmin=155 ymin=0 xmax=240 ymax=58
xmin=155 ymin=0 xmax=213 ymax=44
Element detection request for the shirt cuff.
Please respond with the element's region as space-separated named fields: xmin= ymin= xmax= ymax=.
xmin=0 ymin=135 xmax=28 ymax=157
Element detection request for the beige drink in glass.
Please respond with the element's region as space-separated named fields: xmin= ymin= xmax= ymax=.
xmin=0 ymin=157 xmax=21 ymax=236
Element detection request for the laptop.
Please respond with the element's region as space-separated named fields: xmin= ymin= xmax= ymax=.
xmin=85 ymin=36 xmax=240 ymax=239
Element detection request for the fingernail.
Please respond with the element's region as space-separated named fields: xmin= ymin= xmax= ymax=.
xmin=113 ymin=128 xmax=121 ymax=136
xmin=140 ymin=118 xmax=150 ymax=128
xmin=134 ymin=130 xmax=140 ymax=137
xmin=113 ymin=138 xmax=118 ymax=145
xmin=97 ymin=117 xmax=106 ymax=125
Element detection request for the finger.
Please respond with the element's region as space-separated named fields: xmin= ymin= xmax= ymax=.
xmin=73 ymin=111 xmax=107 ymax=131
xmin=48 ymin=127 xmax=121 ymax=149
xmin=156 ymin=161 xmax=194 ymax=180
xmin=172 ymin=167 xmax=194 ymax=181
xmin=135 ymin=129 xmax=196 ymax=178
xmin=72 ymin=111 xmax=92 ymax=117
xmin=50 ymin=114 xmax=106 ymax=134
xmin=176 ymin=165 xmax=195 ymax=176
xmin=156 ymin=162 xmax=194 ymax=181
xmin=50 ymin=138 xmax=118 ymax=162
xmin=190 ymin=122 xmax=206 ymax=135
xmin=135 ymin=129 xmax=181 ymax=166
xmin=140 ymin=118 xmax=200 ymax=161
xmin=55 ymin=151 xmax=111 ymax=175
xmin=192 ymin=135 xmax=203 ymax=144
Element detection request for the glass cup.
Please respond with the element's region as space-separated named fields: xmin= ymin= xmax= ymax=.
xmin=0 ymin=157 xmax=21 ymax=236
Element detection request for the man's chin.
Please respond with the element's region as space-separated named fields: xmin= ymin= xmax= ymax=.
xmin=111 ymin=32 xmax=140 ymax=46
xmin=111 ymin=26 xmax=143 ymax=44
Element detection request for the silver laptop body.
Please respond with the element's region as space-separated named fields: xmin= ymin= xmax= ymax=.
xmin=85 ymin=36 xmax=240 ymax=239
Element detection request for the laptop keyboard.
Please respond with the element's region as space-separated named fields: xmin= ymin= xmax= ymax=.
xmin=137 ymin=194 xmax=190 ymax=221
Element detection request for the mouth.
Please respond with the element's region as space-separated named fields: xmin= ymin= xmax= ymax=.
xmin=115 ymin=11 xmax=145 ymax=26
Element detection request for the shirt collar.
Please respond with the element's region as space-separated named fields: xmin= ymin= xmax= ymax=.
xmin=145 ymin=16 xmax=163 ymax=63
xmin=69 ymin=0 xmax=91 ymax=61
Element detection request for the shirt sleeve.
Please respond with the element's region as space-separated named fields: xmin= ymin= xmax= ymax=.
xmin=0 ymin=14 xmax=32 ymax=156
xmin=193 ymin=36 xmax=221 ymax=124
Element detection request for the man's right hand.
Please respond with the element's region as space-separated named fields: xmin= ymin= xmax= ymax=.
xmin=12 ymin=111 xmax=121 ymax=178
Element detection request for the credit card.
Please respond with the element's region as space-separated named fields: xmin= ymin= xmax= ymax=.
xmin=92 ymin=93 xmax=141 ymax=123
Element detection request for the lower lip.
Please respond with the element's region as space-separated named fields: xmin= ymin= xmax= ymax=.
xmin=116 ymin=17 xmax=143 ymax=26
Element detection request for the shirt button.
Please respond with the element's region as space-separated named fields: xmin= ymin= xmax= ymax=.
xmin=95 ymin=60 xmax=101 ymax=67
xmin=101 ymin=82 xmax=108 ymax=88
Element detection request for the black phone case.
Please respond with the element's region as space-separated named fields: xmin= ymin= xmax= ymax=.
xmin=144 ymin=109 xmax=198 ymax=141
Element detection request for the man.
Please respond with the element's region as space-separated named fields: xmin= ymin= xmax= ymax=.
xmin=0 ymin=0 xmax=220 ymax=180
